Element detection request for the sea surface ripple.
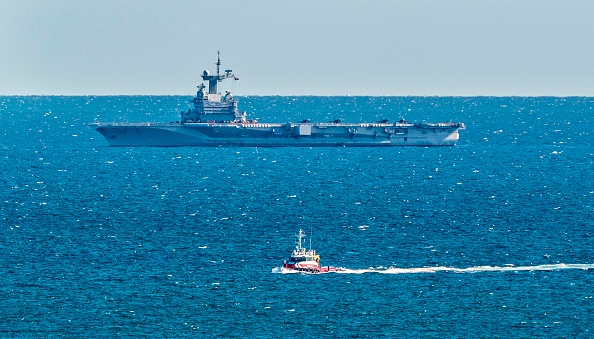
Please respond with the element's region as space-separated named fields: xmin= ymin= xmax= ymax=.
xmin=1 ymin=96 xmax=593 ymax=337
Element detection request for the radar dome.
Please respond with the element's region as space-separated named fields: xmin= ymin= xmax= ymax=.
xmin=203 ymin=70 xmax=210 ymax=77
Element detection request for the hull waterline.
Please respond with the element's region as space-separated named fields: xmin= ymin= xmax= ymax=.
xmin=93 ymin=121 xmax=463 ymax=147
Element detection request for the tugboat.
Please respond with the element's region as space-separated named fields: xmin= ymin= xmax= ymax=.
xmin=282 ymin=229 xmax=341 ymax=273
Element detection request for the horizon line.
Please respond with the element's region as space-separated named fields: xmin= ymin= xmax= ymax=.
xmin=1 ymin=93 xmax=593 ymax=98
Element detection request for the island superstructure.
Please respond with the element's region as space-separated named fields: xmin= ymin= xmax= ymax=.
xmin=93 ymin=53 xmax=465 ymax=147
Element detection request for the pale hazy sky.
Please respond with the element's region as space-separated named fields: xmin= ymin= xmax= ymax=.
xmin=1 ymin=0 xmax=593 ymax=96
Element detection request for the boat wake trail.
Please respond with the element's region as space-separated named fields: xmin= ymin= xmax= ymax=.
xmin=272 ymin=263 xmax=594 ymax=274
xmin=338 ymin=263 xmax=594 ymax=274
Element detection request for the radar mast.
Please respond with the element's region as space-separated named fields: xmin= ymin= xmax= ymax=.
xmin=201 ymin=51 xmax=236 ymax=94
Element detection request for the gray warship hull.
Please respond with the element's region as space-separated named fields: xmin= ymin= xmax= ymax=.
xmin=93 ymin=53 xmax=465 ymax=147
xmin=94 ymin=121 xmax=463 ymax=147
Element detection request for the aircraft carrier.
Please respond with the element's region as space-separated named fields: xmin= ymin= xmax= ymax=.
xmin=93 ymin=54 xmax=465 ymax=147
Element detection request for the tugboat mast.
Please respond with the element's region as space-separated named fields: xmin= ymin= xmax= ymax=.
xmin=296 ymin=229 xmax=306 ymax=251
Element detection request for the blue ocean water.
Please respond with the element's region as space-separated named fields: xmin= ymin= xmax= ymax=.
xmin=1 ymin=95 xmax=593 ymax=337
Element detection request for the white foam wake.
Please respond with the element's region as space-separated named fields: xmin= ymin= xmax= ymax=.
xmin=337 ymin=263 xmax=594 ymax=274
xmin=272 ymin=263 xmax=594 ymax=274
xmin=271 ymin=267 xmax=300 ymax=274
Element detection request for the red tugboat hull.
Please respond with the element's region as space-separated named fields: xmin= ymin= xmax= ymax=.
xmin=282 ymin=264 xmax=341 ymax=273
